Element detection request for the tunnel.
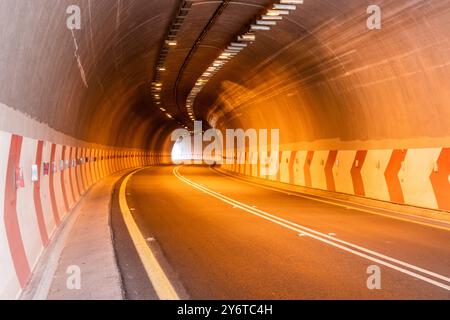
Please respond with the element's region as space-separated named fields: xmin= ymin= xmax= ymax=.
xmin=0 ymin=0 xmax=449 ymax=301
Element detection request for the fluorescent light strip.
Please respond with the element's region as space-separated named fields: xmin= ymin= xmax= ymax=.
xmin=251 ymin=25 xmax=271 ymax=31
xmin=184 ymin=0 xmax=303 ymax=124
xmin=230 ymin=42 xmax=247 ymax=47
xmin=280 ymin=0 xmax=303 ymax=4
xmin=267 ymin=9 xmax=290 ymax=15
xmin=273 ymin=4 xmax=296 ymax=10
xmin=257 ymin=20 xmax=277 ymax=26
xmin=238 ymin=34 xmax=256 ymax=41
xmin=261 ymin=15 xmax=283 ymax=20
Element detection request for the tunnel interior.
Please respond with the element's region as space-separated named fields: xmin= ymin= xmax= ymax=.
xmin=1 ymin=0 xmax=449 ymax=154
xmin=0 ymin=0 xmax=450 ymax=301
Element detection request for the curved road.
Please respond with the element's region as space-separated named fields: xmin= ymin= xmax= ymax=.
xmin=116 ymin=165 xmax=450 ymax=300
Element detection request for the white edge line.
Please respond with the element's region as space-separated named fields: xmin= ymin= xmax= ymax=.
xmin=119 ymin=168 xmax=180 ymax=300
xmin=212 ymin=167 xmax=450 ymax=231
xmin=191 ymin=168 xmax=450 ymax=281
xmin=174 ymin=166 xmax=450 ymax=291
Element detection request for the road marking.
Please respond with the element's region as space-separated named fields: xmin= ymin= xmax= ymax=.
xmin=174 ymin=166 xmax=450 ymax=291
xmin=211 ymin=167 xmax=450 ymax=232
xmin=120 ymin=168 xmax=179 ymax=300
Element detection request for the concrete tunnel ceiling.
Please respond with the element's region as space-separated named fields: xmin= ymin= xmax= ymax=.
xmin=0 ymin=0 xmax=449 ymax=153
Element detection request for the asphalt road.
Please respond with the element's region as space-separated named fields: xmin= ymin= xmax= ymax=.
xmin=119 ymin=165 xmax=450 ymax=300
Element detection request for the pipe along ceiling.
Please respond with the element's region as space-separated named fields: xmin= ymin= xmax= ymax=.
xmin=0 ymin=0 xmax=449 ymax=153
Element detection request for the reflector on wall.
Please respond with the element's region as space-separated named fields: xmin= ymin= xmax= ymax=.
xmin=15 ymin=167 xmax=25 ymax=189
xmin=31 ymin=165 xmax=39 ymax=182
xmin=43 ymin=163 xmax=50 ymax=176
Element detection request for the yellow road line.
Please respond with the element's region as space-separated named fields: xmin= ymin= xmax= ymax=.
xmin=119 ymin=168 xmax=179 ymax=300
xmin=211 ymin=167 xmax=450 ymax=232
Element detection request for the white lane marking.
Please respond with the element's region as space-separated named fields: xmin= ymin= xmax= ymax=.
xmin=174 ymin=167 xmax=450 ymax=291
xmin=179 ymin=168 xmax=450 ymax=280
xmin=208 ymin=170 xmax=450 ymax=280
xmin=212 ymin=168 xmax=450 ymax=232
xmin=120 ymin=168 xmax=180 ymax=300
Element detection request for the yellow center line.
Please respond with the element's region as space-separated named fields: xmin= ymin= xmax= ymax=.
xmin=119 ymin=168 xmax=180 ymax=300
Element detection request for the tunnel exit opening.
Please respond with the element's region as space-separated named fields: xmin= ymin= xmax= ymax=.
xmin=171 ymin=135 xmax=197 ymax=164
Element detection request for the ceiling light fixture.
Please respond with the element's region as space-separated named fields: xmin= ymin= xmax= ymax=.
xmin=251 ymin=25 xmax=271 ymax=31
xmin=266 ymin=9 xmax=290 ymax=16
xmin=165 ymin=40 xmax=178 ymax=46
xmin=238 ymin=33 xmax=256 ymax=42
xmin=261 ymin=15 xmax=283 ymax=20
xmin=273 ymin=4 xmax=297 ymax=10
xmin=256 ymin=20 xmax=277 ymax=26
xmin=280 ymin=0 xmax=303 ymax=4
xmin=151 ymin=1 xmax=194 ymax=120
xmin=184 ymin=0 xmax=302 ymax=123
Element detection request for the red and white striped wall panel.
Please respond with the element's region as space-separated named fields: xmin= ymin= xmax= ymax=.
xmin=0 ymin=130 xmax=153 ymax=299
xmin=225 ymin=147 xmax=450 ymax=212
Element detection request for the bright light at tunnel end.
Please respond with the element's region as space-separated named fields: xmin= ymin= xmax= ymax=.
xmin=171 ymin=121 xmax=280 ymax=176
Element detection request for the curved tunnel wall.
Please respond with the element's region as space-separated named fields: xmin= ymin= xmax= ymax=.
xmin=0 ymin=0 xmax=449 ymax=299
xmin=0 ymin=0 xmax=180 ymax=149
xmin=195 ymin=0 xmax=450 ymax=212
xmin=198 ymin=0 xmax=450 ymax=149
xmin=0 ymin=129 xmax=162 ymax=298
xmin=0 ymin=0 xmax=179 ymax=298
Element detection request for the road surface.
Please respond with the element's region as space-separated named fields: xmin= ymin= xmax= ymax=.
xmin=113 ymin=165 xmax=450 ymax=300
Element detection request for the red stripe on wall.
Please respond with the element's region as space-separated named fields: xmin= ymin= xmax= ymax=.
xmin=99 ymin=150 xmax=105 ymax=178
xmin=49 ymin=144 xmax=61 ymax=226
xmin=92 ymin=149 xmax=98 ymax=182
xmin=430 ymin=148 xmax=450 ymax=211
xmin=92 ymin=149 xmax=100 ymax=182
xmin=304 ymin=151 xmax=314 ymax=188
xmin=68 ymin=147 xmax=77 ymax=202
xmin=276 ymin=151 xmax=283 ymax=181
xmin=86 ymin=149 xmax=92 ymax=186
xmin=385 ymin=149 xmax=407 ymax=204
xmin=288 ymin=151 xmax=297 ymax=185
xmin=351 ymin=150 xmax=368 ymax=196
xmin=33 ymin=141 xmax=49 ymax=246
xmin=60 ymin=146 xmax=70 ymax=213
xmin=246 ymin=153 xmax=249 ymax=175
xmin=75 ymin=147 xmax=83 ymax=195
xmin=325 ymin=151 xmax=338 ymax=192
xmin=256 ymin=152 xmax=261 ymax=178
xmin=108 ymin=150 xmax=113 ymax=173
xmin=4 ymin=135 xmax=31 ymax=288
xmin=114 ymin=151 xmax=118 ymax=172
xmin=79 ymin=148 xmax=87 ymax=193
